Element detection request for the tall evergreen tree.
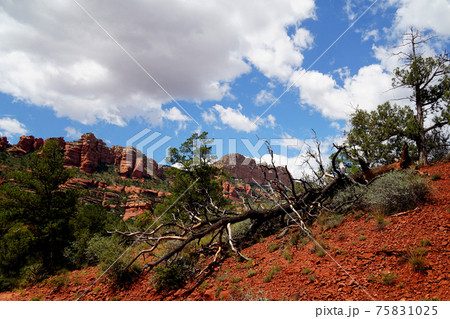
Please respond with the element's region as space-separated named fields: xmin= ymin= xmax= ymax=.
xmin=0 ymin=139 xmax=78 ymax=281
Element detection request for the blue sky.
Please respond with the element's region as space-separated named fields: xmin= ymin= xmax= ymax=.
xmin=0 ymin=0 xmax=449 ymax=176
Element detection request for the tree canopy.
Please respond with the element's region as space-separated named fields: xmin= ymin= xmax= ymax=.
xmin=345 ymin=29 xmax=449 ymax=165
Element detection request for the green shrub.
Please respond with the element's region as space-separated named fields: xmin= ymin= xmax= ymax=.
xmin=407 ymin=247 xmax=428 ymax=273
xmin=247 ymin=270 xmax=257 ymax=278
xmin=268 ymin=242 xmax=280 ymax=253
xmin=363 ymin=171 xmax=429 ymax=215
xmin=330 ymin=184 xmax=366 ymax=213
xmin=215 ymin=274 xmax=228 ymax=282
xmin=316 ymin=250 xmax=326 ymax=257
xmin=317 ymin=213 xmax=344 ymax=229
xmin=282 ymin=251 xmax=293 ymax=263
xmin=263 ymin=265 xmax=281 ymax=283
xmin=289 ymin=233 xmax=301 ymax=246
xmin=231 ymin=276 xmax=243 ymax=283
xmin=420 ymin=239 xmax=432 ymax=247
xmin=374 ymin=213 xmax=389 ymax=229
xmin=367 ymin=273 xmax=377 ymax=283
xmin=242 ymin=289 xmax=268 ymax=301
xmin=381 ymin=272 xmax=398 ymax=285
xmin=310 ymin=240 xmax=329 ymax=255
xmin=332 ymin=171 xmax=429 ymax=216
xmin=85 ymin=235 xmax=141 ymax=284
xmin=153 ymin=263 xmax=185 ymax=291
xmin=302 ymin=268 xmax=311 ymax=275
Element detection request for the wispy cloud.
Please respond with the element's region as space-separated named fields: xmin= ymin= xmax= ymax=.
xmin=64 ymin=126 xmax=83 ymax=140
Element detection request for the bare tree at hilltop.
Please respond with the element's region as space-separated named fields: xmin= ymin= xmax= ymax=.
xmin=392 ymin=28 xmax=449 ymax=164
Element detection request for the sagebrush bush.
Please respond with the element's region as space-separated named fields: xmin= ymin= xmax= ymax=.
xmin=364 ymin=171 xmax=429 ymax=215
xmin=332 ymin=171 xmax=429 ymax=216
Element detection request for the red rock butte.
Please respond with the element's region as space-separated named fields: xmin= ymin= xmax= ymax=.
xmin=1 ymin=133 xmax=163 ymax=179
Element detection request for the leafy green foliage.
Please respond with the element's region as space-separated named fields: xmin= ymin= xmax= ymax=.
xmin=64 ymin=204 xmax=122 ymax=268
xmin=155 ymin=131 xmax=230 ymax=226
xmin=152 ymin=258 xmax=197 ymax=291
xmin=0 ymin=141 xmax=123 ymax=291
xmin=0 ymin=140 xmax=78 ymax=290
xmin=345 ymin=30 xmax=449 ymax=165
xmin=85 ymin=235 xmax=141 ymax=284
xmin=346 ymin=102 xmax=417 ymax=166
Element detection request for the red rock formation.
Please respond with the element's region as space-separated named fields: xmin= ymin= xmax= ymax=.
xmin=7 ymin=133 xmax=163 ymax=178
xmin=63 ymin=133 xmax=121 ymax=174
xmin=118 ymin=146 xmax=162 ymax=179
xmin=0 ymin=137 xmax=8 ymax=152
xmin=216 ymin=153 xmax=291 ymax=185
xmin=222 ymin=181 xmax=253 ymax=200
xmin=33 ymin=138 xmax=44 ymax=151
xmin=64 ymin=139 xmax=83 ymax=167
xmin=79 ymin=133 xmax=112 ymax=173
xmin=7 ymin=136 xmax=49 ymax=157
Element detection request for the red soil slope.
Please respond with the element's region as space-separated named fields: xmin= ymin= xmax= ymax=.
xmin=1 ymin=162 xmax=449 ymax=301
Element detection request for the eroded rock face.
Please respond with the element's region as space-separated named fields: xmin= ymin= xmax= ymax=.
xmin=118 ymin=146 xmax=162 ymax=178
xmin=0 ymin=137 xmax=8 ymax=152
xmin=222 ymin=181 xmax=253 ymax=200
xmin=7 ymin=136 xmax=47 ymax=157
xmin=216 ymin=153 xmax=291 ymax=185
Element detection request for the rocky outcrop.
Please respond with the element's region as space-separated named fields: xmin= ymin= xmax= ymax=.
xmin=222 ymin=181 xmax=253 ymax=200
xmin=0 ymin=137 xmax=8 ymax=152
xmin=62 ymin=133 xmax=112 ymax=173
xmin=61 ymin=177 xmax=169 ymax=220
xmin=118 ymin=146 xmax=161 ymax=178
xmin=216 ymin=153 xmax=291 ymax=185
xmin=61 ymin=133 xmax=163 ymax=178
xmin=7 ymin=135 xmax=44 ymax=157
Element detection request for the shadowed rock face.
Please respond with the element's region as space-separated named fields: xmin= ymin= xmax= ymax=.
xmin=0 ymin=137 xmax=8 ymax=152
xmin=215 ymin=153 xmax=291 ymax=185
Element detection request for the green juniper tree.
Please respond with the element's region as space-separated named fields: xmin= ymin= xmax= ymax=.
xmin=392 ymin=28 xmax=449 ymax=163
xmin=0 ymin=140 xmax=78 ymax=289
xmin=345 ymin=29 xmax=449 ymax=166
xmin=155 ymin=131 xmax=230 ymax=224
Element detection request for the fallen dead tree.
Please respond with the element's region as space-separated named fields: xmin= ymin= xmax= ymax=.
xmin=110 ymin=141 xmax=412 ymax=275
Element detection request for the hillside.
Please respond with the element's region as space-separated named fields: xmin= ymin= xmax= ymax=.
xmin=1 ymin=160 xmax=448 ymax=301
xmin=1 ymin=134 xmax=279 ymax=220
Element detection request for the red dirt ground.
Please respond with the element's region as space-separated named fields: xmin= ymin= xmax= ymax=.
xmin=1 ymin=162 xmax=449 ymax=301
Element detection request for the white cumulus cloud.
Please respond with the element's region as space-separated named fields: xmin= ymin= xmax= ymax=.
xmin=0 ymin=0 xmax=316 ymax=126
xmin=0 ymin=117 xmax=28 ymax=138
xmin=391 ymin=0 xmax=450 ymax=37
xmin=212 ymin=104 xmax=258 ymax=133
